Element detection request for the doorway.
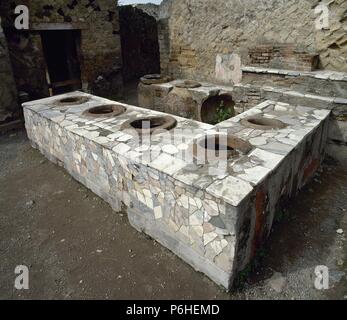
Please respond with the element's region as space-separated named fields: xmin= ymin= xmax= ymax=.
xmin=40 ymin=30 xmax=82 ymax=95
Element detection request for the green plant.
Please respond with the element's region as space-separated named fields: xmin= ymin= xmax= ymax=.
xmin=234 ymin=263 xmax=254 ymax=289
xmin=213 ymin=100 xmax=235 ymax=124
xmin=233 ymin=246 xmax=269 ymax=289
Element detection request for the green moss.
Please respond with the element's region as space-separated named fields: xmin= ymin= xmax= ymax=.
xmin=233 ymin=247 xmax=269 ymax=289
xmin=234 ymin=263 xmax=254 ymax=289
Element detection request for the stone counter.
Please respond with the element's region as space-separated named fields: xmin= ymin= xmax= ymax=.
xmin=23 ymin=92 xmax=330 ymax=289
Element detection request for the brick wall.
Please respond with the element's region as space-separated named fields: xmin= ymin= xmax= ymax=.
xmin=249 ymin=44 xmax=319 ymax=71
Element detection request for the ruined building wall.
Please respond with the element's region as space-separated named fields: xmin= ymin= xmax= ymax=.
xmin=0 ymin=0 xmax=123 ymax=100
xmin=159 ymin=0 xmax=347 ymax=82
xmin=0 ymin=17 xmax=18 ymax=120
xmin=119 ymin=5 xmax=160 ymax=82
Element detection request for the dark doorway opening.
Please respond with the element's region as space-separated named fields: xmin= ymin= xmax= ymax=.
xmin=119 ymin=6 xmax=160 ymax=84
xmin=41 ymin=30 xmax=82 ymax=95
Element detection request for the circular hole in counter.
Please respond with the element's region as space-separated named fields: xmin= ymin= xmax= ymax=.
xmin=121 ymin=116 xmax=177 ymax=135
xmin=193 ymin=134 xmax=252 ymax=162
xmin=56 ymin=96 xmax=90 ymax=106
xmin=83 ymin=104 xmax=127 ymax=117
xmin=140 ymin=74 xmax=171 ymax=85
xmin=240 ymin=116 xmax=286 ymax=130
xmin=175 ymin=80 xmax=202 ymax=89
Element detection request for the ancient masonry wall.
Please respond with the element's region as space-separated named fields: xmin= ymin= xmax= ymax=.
xmin=158 ymin=0 xmax=347 ymax=81
xmin=0 ymin=0 xmax=123 ymax=101
xmin=248 ymin=44 xmax=319 ymax=72
xmin=0 ymin=17 xmax=18 ymax=121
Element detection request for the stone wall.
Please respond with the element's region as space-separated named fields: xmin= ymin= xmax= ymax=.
xmin=158 ymin=0 xmax=347 ymax=82
xmin=0 ymin=0 xmax=123 ymax=100
xmin=119 ymin=5 xmax=160 ymax=82
xmin=0 ymin=17 xmax=18 ymax=122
